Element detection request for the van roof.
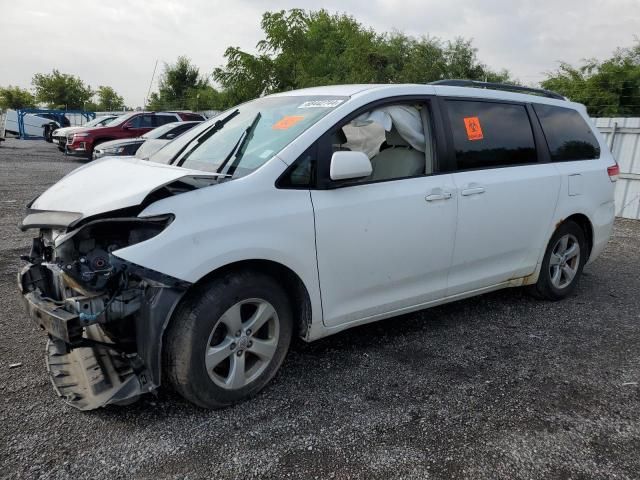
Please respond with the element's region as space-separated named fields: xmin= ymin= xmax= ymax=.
xmin=269 ymin=83 xmax=582 ymax=111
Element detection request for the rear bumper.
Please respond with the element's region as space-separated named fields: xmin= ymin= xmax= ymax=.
xmin=588 ymin=200 xmax=615 ymax=264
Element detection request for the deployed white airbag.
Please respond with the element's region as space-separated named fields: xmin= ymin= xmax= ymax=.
xmin=352 ymin=105 xmax=426 ymax=152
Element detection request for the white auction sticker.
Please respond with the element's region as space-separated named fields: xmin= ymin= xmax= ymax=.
xmin=298 ymin=99 xmax=344 ymax=109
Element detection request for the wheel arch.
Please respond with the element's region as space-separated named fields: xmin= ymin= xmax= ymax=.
xmin=562 ymin=213 xmax=594 ymax=260
xmin=527 ymin=212 xmax=595 ymax=287
xmin=148 ymin=259 xmax=314 ymax=389
xmin=173 ymin=259 xmax=313 ymax=340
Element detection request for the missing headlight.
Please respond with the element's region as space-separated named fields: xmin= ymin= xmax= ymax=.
xmin=51 ymin=215 xmax=174 ymax=292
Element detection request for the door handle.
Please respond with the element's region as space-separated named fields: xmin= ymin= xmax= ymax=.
xmin=461 ymin=186 xmax=485 ymax=196
xmin=425 ymin=191 xmax=452 ymax=202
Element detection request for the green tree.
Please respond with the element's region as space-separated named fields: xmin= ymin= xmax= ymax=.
xmin=31 ymin=69 xmax=93 ymax=109
xmin=148 ymin=56 xmax=207 ymax=110
xmin=183 ymin=85 xmax=230 ymax=111
xmin=542 ymin=41 xmax=640 ymax=116
xmin=213 ymin=9 xmax=513 ymax=104
xmin=0 ymin=86 xmax=36 ymax=109
xmin=94 ymin=85 xmax=125 ymax=111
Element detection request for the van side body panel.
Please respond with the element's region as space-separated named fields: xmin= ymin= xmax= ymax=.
xmin=113 ymin=158 xmax=324 ymax=332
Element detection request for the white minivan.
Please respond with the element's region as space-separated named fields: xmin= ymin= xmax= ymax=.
xmin=18 ymin=81 xmax=617 ymax=410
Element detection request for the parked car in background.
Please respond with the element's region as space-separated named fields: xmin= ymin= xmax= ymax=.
xmin=43 ymin=114 xmax=73 ymax=142
xmin=53 ymin=115 xmax=120 ymax=151
xmin=0 ymin=109 xmax=6 ymax=143
xmin=93 ymin=121 xmax=202 ymax=160
xmin=66 ymin=111 xmax=205 ymax=159
xmin=4 ymin=110 xmax=70 ymax=138
xmin=18 ymin=82 xmax=616 ymax=410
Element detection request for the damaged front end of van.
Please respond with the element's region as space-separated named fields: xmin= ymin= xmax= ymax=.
xmin=16 ymin=157 xmax=222 ymax=410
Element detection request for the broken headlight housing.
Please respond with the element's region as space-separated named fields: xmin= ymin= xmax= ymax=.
xmin=46 ymin=214 xmax=174 ymax=292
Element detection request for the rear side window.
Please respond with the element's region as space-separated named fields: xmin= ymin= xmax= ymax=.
xmin=127 ymin=115 xmax=143 ymax=128
xmin=129 ymin=114 xmax=154 ymax=128
xmin=155 ymin=115 xmax=177 ymax=126
xmin=533 ymin=104 xmax=600 ymax=161
xmin=446 ymin=100 xmax=537 ymax=170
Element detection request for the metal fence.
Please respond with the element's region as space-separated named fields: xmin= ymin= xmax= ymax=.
xmin=594 ymin=118 xmax=640 ymax=220
xmin=0 ymin=109 xmax=6 ymax=141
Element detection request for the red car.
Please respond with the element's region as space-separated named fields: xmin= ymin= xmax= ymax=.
xmin=66 ymin=111 xmax=205 ymax=159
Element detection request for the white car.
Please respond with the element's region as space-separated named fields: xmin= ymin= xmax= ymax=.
xmin=18 ymin=81 xmax=617 ymax=410
xmin=4 ymin=109 xmax=66 ymax=138
xmin=92 ymin=121 xmax=202 ymax=160
xmin=52 ymin=115 xmax=119 ymax=150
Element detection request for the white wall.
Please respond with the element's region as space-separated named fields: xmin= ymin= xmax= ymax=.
xmin=594 ymin=118 xmax=640 ymax=220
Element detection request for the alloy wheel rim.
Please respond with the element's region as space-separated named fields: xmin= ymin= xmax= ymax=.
xmin=549 ymin=233 xmax=580 ymax=289
xmin=205 ymin=298 xmax=279 ymax=389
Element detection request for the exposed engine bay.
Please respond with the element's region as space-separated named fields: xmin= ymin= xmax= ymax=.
xmin=19 ymin=214 xmax=190 ymax=410
xmin=16 ymin=172 xmax=229 ymax=410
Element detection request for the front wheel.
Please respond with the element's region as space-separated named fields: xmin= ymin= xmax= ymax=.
xmin=164 ymin=271 xmax=293 ymax=409
xmin=43 ymin=124 xmax=54 ymax=142
xmin=529 ymin=220 xmax=587 ymax=300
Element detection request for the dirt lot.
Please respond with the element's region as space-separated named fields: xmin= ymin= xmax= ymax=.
xmin=0 ymin=138 xmax=639 ymax=479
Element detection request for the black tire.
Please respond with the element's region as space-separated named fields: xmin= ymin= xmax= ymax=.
xmin=163 ymin=271 xmax=293 ymax=409
xmin=528 ymin=220 xmax=587 ymax=300
xmin=88 ymin=139 xmax=106 ymax=160
xmin=43 ymin=124 xmax=54 ymax=142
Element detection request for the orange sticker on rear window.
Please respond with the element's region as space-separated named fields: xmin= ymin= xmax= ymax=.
xmin=463 ymin=116 xmax=484 ymax=141
xmin=272 ymin=115 xmax=304 ymax=130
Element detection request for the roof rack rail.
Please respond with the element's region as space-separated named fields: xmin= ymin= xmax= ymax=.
xmin=429 ymin=79 xmax=566 ymax=101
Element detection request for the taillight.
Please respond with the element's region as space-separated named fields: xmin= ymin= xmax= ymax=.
xmin=607 ymin=164 xmax=619 ymax=182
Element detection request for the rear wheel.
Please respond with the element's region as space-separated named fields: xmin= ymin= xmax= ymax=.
xmin=164 ymin=271 xmax=293 ymax=409
xmin=529 ymin=220 xmax=586 ymax=300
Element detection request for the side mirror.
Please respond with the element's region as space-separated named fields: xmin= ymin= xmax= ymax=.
xmin=123 ymin=122 xmax=132 ymax=130
xmin=329 ymin=151 xmax=372 ymax=181
xmin=165 ymin=133 xmax=176 ymax=139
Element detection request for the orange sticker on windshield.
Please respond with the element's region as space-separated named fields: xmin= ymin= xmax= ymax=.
xmin=463 ymin=116 xmax=483 ymax=141
xmin=272 ymin=115 xmax=304 ymax=130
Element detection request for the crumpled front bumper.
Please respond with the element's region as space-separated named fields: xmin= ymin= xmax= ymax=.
xmin=18 ymin=259 xmax=189 ymax=410
xmin=45 ymin=327 xmax=144 ymax=411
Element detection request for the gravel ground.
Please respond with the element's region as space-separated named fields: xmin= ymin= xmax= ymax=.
xmin=0 ymin=138 xmax=639 ymax=480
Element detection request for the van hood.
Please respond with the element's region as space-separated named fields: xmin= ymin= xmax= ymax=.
xmin=24 ymin=157 xmax=221 ymax=229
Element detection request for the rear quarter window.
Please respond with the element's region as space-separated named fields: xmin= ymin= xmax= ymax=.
xmin=445 ymin=100 xmax=537 ymax=170
xmin=155 ymin=115 xmax=178 ymax=126
xmin=533 ymin=104 xmax=600 ymax=161
xmin=181 ymin=113 xmax=205 ymax=121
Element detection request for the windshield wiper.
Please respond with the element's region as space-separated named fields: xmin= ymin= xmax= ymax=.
xmin=216 ymin=112 xmax=261 ymax=176
xmin=174 ymin=109 xmax=240 ymax=166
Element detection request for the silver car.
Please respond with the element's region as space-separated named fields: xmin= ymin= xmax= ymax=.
xmin=92 ymin=121 xmax=202 ymax=160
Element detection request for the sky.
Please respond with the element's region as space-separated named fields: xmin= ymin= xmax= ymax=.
xmin=1 ymin=0 xmax=638 ymax=108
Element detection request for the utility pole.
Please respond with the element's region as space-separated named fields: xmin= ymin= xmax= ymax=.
xmin=144 ymin=59 xmax=159 ymax=110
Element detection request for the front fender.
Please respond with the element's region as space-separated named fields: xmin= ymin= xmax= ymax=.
xmin=113 ymin=158 xmax=324 ymax=333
